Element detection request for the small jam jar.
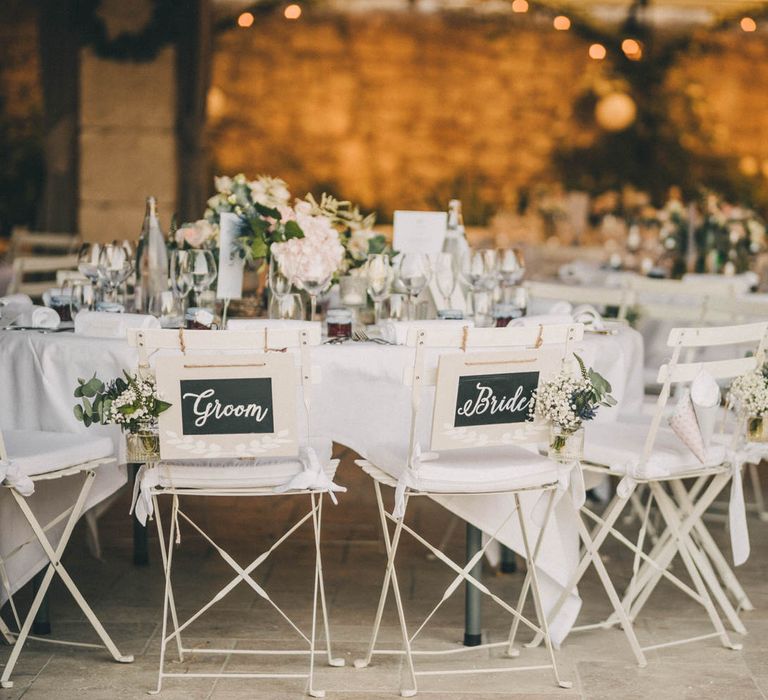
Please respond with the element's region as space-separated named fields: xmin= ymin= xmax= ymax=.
xmin=493 ymin=303 xmax=523 ymax=328
xmin=326 ymin=308 xmax=352 ymax=339
xmin=185 ymin=307 xmax=216 ymax=330
xmin=48 ymin=294 xmax=73 ymax=322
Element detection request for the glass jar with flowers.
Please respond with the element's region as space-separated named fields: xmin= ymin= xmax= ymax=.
xmin=73 ymin=372 xmax=172 ymax=462
xmin=530 ymin=354 xmax=617 ymax=462
xmin=727 ymin=363 xmax=768 ymax=443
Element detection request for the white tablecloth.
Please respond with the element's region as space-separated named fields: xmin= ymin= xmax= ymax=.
xmin=0 ymin=327 xmax=643 ymax=641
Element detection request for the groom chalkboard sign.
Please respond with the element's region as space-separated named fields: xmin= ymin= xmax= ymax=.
xmin=430 ymin=348 xmax=560 ymax=451
xmin=155 ymin=353 xmax=299 ymax=460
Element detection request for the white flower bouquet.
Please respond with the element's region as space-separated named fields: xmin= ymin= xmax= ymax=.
xmin=530 ymin=355 xmax=616 ymax=453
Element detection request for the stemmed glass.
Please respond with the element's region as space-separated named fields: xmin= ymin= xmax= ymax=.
xmin=170 ymin=250 xmax=194 ymax=301
xmin=398 ymin=253 xmax=432 ymax=320
xmin=190 ymin=250 xmax=217 ymax=306
xmin=434 ymin=252 xmax=457 ymax=309
xmin=269 ymin=254 xmax=292 ymax=305
xmin=78 ymin=243 xmax=103 ymax=303
xmin=499 ymin=247 xmax=525 ymax=286
xmin=294 ymin=256 xmax=333 ymax=322
xmin=97 ymin=243 xmax=133 ymax=304
xmin=365 ymin=254 xmax=393 ymax=326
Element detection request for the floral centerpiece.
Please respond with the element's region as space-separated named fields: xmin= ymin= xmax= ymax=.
xmin=727 ymin=362 xmax=768 ymax=442
xmin=73 ymin=372 xmax=172 ymax=461
xmin=530 ymin=355 xmax=616 ymax=460
xmin=169 ymin=218 xmax=218 ymax=252
xmin=695 ymin=192 xmax=766 ymax=275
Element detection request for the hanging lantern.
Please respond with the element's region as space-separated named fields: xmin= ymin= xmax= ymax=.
xmin=595 ymin=92 xmax=637 ymax=131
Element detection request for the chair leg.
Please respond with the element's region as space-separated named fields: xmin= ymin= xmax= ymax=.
xmin=153 ymin=495 xmax=184 ymax=662
xmin=308 ymin=492 xmax=325 ymax=699
xmin=1 ymin=472 xmax=132 ymax=690
xmin=150 ymin=494 xmax=179 ymax=695
xmin=514 ymin=492 xmax=571 ymax=690
xmin=650 ymin=482 xmax=741 ymax=651
xmin=313 ymin=494 xmax=345 ymax=669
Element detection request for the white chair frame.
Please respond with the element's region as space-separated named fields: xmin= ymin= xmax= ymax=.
xmin=7 ymin=254 xmax=79 ymax=299
xmin=354 ymin=324 xmax=588 ymax=695
xmin=524 ymin=280 xmax=632 ymax=320
xmin=0 ymin=434 xmax=132 ymax=689
xmin=129 ymin=327 xmax=343 ymax=697
xmin=525 ymin=321 xmax=768 ymax=660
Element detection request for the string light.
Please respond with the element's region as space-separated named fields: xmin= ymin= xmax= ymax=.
xmin=237 ymin=11 xmax=254 ymax=28
xmin=622 ymin=38 xmax=643 ymax=60
xmin=284 ymin=3 xmax=302 ymax=19
xmin=511 ymin=0 xmax=529 ymax=12
xmin=553 ymin=15 xmax=571 ymax=31
xmin=589 ymin=43 xmax=606 ymax=60
xmin=741 ymin=17 xmax=757 ymax=32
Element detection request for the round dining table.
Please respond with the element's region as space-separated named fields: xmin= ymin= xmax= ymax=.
xmin=0 ymin=324 xmax=644 ymax=644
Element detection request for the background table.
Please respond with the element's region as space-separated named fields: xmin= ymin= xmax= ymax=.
xmin=0 ymin=326 xmax=643 ymax=642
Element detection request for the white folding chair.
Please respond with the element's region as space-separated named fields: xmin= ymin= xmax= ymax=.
xmin=0 ymin=429 xmax=132 ymax=688
xmin=353 ymin=323 xmax=585 ymax=695
xmin=8 ymin=227 xmax=81 ymax=258
xmin=524 ymin=280 xmax=632 ymax=320
xmin=128 ymin=327 xmax=344 ymax=697
xmin=530 ymin=321 xmax=768 ymax=660
xmin=7 ymin=254 xmax=79 ymax=299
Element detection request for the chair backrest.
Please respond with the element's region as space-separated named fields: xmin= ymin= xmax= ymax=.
xmin=625 ymin=275 xmax=736 ymax=323
xmin=525 ymin=280 xmax=631 ymax=319
xmin=7 ymin=254 xmax=79 ymax=299
xmin=127 ymin=327 xmax=321 ymax=460
xmin=702 ymin=295 xmax=768 ymax=324
xmin=9 ymin=227 xmax=80 ymax=258
xmin=402 ymin=323 xmax=584 ymax=459
xmin=642 ymin=321 xmax=768 ymax=464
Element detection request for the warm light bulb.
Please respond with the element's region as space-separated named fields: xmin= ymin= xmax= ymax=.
xmin=553 ymin=15 xmax=571 ymax=31
xmin=237 ymin=12 xmax=254 ymax=28
xmin=511 ymin=0 xmax=529 ymax=12
xmin=589 ymin=43 xmax=606 ymax=60
xmin=622 ymin=38 xmax=640 ymax=54
xmin=284 ymin=3 xmax=302 ymax=19
xmin=741 ymin=17 xmax=757 ymax=32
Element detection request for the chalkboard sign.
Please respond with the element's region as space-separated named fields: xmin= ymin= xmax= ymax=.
xmin=430 ymin=349 xmax=560 ymax=451
xmin=155 ymin=353 xmax=299 ymax=460
xmin=180 ymin=377 xmax=275 ymax=435
xmin=454 ymin=371 xmax=538 ymax=428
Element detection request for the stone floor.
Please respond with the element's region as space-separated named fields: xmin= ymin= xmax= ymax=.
xmin=2 ymin=446 xmax=768 ymax=699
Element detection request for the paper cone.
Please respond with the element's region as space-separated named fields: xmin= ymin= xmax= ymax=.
xmin=669 ymin=391 xmax=707 ymax=463
xmin=691 ymin=369 xmax=721 ymax=449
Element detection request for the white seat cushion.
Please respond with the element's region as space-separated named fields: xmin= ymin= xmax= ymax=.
xmin=153 ymin=437 xmax=335 ymax=489
xmin=4 ymin=430 xmax=114 ymax=478
xmin=584 ymin=420 xmax=726 ymax=479
xmin=366 ymin=442 xmax=564 ymax=494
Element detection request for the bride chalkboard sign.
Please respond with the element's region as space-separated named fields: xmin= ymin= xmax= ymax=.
xmin=430 ymin=348 xmax=560 ymax=451
xmin=155 ymin=353 xmax=299 ymax=460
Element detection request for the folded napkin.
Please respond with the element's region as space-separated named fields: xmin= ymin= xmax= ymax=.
xmin=572 ymin=304 xmax=606 ymax=331
xmin=511 ymin=314 xmax=573 ymax=328
xmin=669 ymin=391 xmax=708 ymax=462
xmin=14 ymin=305 xmax=60 ymax=329
xmin=74 ymin=310 xmax=160 ymax=338
xmin=380 ymin=319 xmax=473 ymax=345
xmin=0 ymin=293 xmax=34 ymax=326
xmin=0 ymin=293 xmax=33 ymax=308
xmin=690 ymin=369 xmax=721 ymax=448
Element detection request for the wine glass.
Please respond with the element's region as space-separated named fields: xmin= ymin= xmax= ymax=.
xmin=434 ymin=252 xmax=457 ymax=309
xmin=189 ymin=250 xmax=217 ymax=306
xmin=293 ymin=256 xmax=333 ymax=322
xmin=170 ymin=250 xmax=194 ymax=300
xmin=480 ymin=249 xmax=500 ymax=291
xmin=97 ymin=243 xmax=133 ymax=303
xmin=499 ymin=247 xmax=526 ymax=286
xmin=63 ymin=279 xmax=95 ymax=317
xmin=398 ymin=253 xmax=432 ymax=320
xmin=462 ymin=250 xmax=487 ymax=291
xmin=268 ymin=292 xmax=306 ymax=320
xmin=77 ymin=243 xmax=102 ymax=282
xmin=365 ymin=254 xmax=393 ymax=326
xmin=269 ymin=254 xmax=292 ymax=301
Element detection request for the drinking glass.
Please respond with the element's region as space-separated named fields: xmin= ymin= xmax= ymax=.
xmin=434 ymin=252 xmax=457 ymax=308
xmin=269 ymin=254 xmax=292 ymax=300
xmin=294 ymin=258 xmax=333 ymax=322
xmin=365 ymin=254 xmax=393 ymax=326
xmin=398 ymin=253 xmax=432 ymax=320
xmin=499 ymin=247 xmax=526 ymax=286
xmin=170 ymin=250 xmax=194 ymax=299
xmin=190 ymin=250 xmax=217 ymax=306
xmin=268 ymin=292 xmax=306 ymax=320
xmin=148 ymin=290 xmax=185 ymax=328
xmin=77 ymin=243 xmax=102 ymax=283
xmin=63 ymin=279 xmax=95 ymax=317
xmin=97 ymin=243 xmax=133 ymax=302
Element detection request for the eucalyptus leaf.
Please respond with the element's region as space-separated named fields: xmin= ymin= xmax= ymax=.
xmin=73 ymin=404 xmax=85 ymax=422
xmin=283 ymin=220 xmax=304 ymax=240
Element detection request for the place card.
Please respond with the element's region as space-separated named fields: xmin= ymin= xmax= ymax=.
xmin=216 ymin=212 xmax=245 ymax=300
xmin=392 ymin=210 xmax=447 ymax=254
